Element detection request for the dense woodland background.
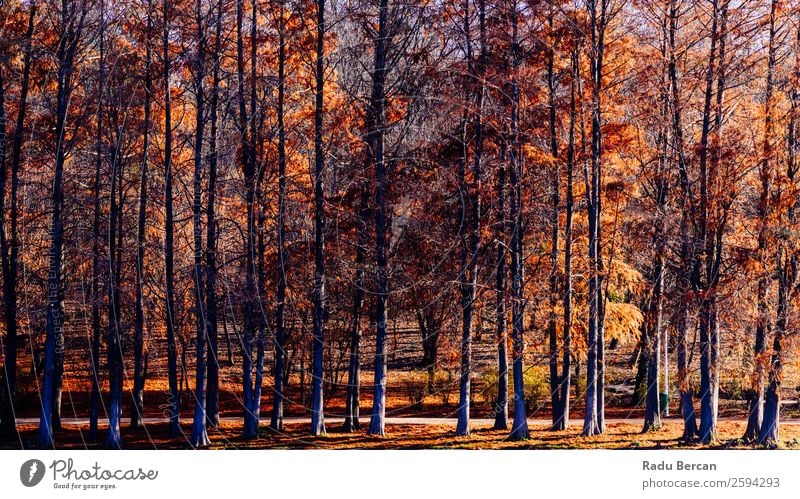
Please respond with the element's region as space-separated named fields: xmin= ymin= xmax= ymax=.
xmin=1 ymin=0 xmax=800 ymax=449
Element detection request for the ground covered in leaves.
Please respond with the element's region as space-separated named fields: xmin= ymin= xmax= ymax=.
xmin=6 ymin=419 xmax=800 ymax=450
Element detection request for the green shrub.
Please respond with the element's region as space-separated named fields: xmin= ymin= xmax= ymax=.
xmin=405 ymin=370 xmax=428 ymax=409
xmin=719 ymin=376 xmax=747 ymax=400
xmin=433 ymin=369 xmax=457 ymax=405
xmin=478 ymin=366 xmax=549 ymax=412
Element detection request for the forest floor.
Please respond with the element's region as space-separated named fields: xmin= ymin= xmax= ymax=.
xmin=6 ymin=418 xmax=800 ymax=449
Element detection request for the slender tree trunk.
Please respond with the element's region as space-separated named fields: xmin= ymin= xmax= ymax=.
xmin=493 ymin=147 xmax=508 ymax=431
xmin=582 ymin=0 xmax=607 ymax=438
xmin=759 ymin=255 xmax=789 ymax=446
xmin=508 ymin=1 xmax=529 ymax=441
xmin=697 ymin=0 xmax=721 ymax=445
xmin=189 ymin=0 xmax=210 ymax=448
xmin=368 ymin=0 xmax=390 ymax=437
xmin=456 ymin=0 xmax=484 ymax=438
xmin=163 ymin=0 xmax=181 ymax=438
xmin=89 ymin=26 xmax=104 ymax=438
xmin=37 ymin=0 xmax=85 ymax=449
xmin=762 ymin=24 xmax=800 ymax=446
xmin=546 ymin=8 xmax=561 ymax=428
xmin=106 ymin=115 xmax=125 ymax=449
xmin=554 ymin=40 xmax=578 ymax=432
xmin=205 ymin=0 xmax=223 ymax=428
xmin=644 ymin=22 xmax=670 ymax=430
xmin=243 ymin=0 xmax=263 ymax=438
xmin=0 ymin=0 xmax=34 ymax=441
xmin=271 ymin=0 xmax=289 ymax=434
xmin=310 ymin=0 xmax=327 ymax=437
xmin=667 ymin=0 xmax=697 ymax=442
xmin=745 ymin=0 xmax=776 ymax=443
xmin=643 ymin=222 xmax=665 ymax=432
xmin=131 ymin=0 xmax=153 ymax=431
xmin=237 ymin=0 xmax=256 ymax=436
xmin=343 ymin=188 xmax=368 ymax=432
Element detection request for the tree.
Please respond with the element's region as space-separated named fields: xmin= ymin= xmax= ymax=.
xmin=240 ymin=0 xmax=265 ymax=439
xmin=205 ymin=0 xmax=223 ymax=429
xmin=36 ymin=0 xmax=92 ymax=449
xmin=745 ymin=0 xmax=777 ymax=443
xmin=189 ymin=0 xmax=210 ymax=448
xmin=0 ymin=0 xmax=35 ymax=439
xmin=367 ymin=0 xmax=391 ymax=437
xmin=131 ymin=0 xmax=154 ymax=431
xmin=507 ymin=0 xmax=529 ymax=441
xmin=553 ymin=35 xmax=579 ymax=432
xmin=582 ymin=0 xmax=608 ymax=438
xmin=162 ymin=0 xmax=181 ymax=438
xmin=310 ymin=0 xmax=327 ymax=437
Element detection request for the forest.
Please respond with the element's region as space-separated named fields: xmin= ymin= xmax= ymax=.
xmin=1 ymin=0 xmax=800 ymax=450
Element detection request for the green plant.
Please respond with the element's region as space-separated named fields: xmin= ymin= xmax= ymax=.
xmin=433 ymin=369 xmax=457 ymax=405
xmin=477 ymin=366 xmax=549 ymax=412
xmin=719 ymin=376 xmax=747 ymax=400
xmin=516 ymin=367 xmax=549 ymax=412
xmin=405 ymin=370 xmax=428 ymax=409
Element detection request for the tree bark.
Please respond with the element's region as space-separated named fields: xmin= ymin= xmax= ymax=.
xmin=0 ymin=0 xmax=34 ymax=440
xmin=205 ymin=0 xmax=223 ymax=429
xmin=189 ymin=0 xmax=210 ymax=448
xmin=554 ymin=40 xmax=578 ymax=432
xmin=270 ymin=0 xmax=289 ymax=434
xmin=310 ymin=0 xmax=327 ymax=437
xmin=37 ymin=0 xmax=87 ymax=449
xmin=131 ymin=0 xmax=153 ymax=431
xmin=507 ymin=1 xmax=529 ymax=441
xmin=163 ymin=0 xmax=181 ymax=438
xmin=493 ymin=152 xmax=508 ymax=431
xmin=745 ymin=0 xmax=776 ymax=443
xmin=368 ymin=0 xmax=390 ymax=437
xmin=582 ymin=0 xmax=607 ymax=437
xmin=546 ymin=7 xmax=561 ymax=429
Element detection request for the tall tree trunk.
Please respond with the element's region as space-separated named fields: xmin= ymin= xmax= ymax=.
xmin=189 ymin=0 xmax=210 ymax=448
xmin=163 ymin=0 xmax=181 ymax=438
xmin=456 ymin=0 xmax=485 ymax=438
xmin=643 ymin=214 xmax=665 ymax=432
xmin=368 ymin=0 xmax=390 ymax=437
xmin=546 ymin=7 xmax=561 ymax=429
xmin=343 ymin=188 xmax=368 ymax=432
xmin=106 ymin=112 xmax=125 ymax=449
xmin=554 ymin=40 xmax=578 ymax=432
xmin=697 ymin=0 xmax=722 ymax=445
xmin=668 ymin=0 xmax=697 ymax=442
xmin=37 ymin=0 xmax=85 ymax=449
xmin=761 ymin=22 xmax=800 ymax=447
xmin=582 ymin=0 xmax=607 ymax=437
xmin=0 ymin=0 xmax=34 ymax=441
xmin=89 ymin=21 xmax=104 ymax=439
xmin=237 ymin=0 xmax=256 ymax=436
xmin=745 ymin=0 xmax=776 ymax=443
xmin=644 ymin=15 xmax=670 ymax=431
xmin=493 ymin=148 xmax=508 ymax=431
xmin=131 ymin=0 xmax=153 ymax=431
xmin=270 ymin=0 xmax=289 ymax=433
xmin=243 ymin=0 xmax=263 ymax=438
xmin=205 ymin=0 xmax=223 ymax=429
xmin=310 ymin=0 xmax=327 ymax=437
xmin=508 ymin=1 xmax=529 ymax=441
